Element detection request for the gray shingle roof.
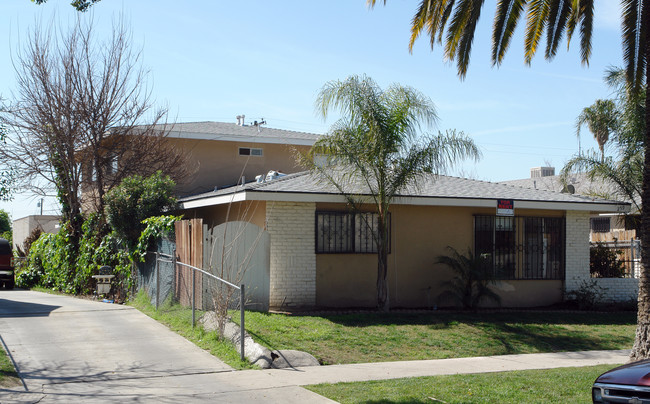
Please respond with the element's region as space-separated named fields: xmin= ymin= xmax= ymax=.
xmin=180 ymin=170 xmax=628 ymax=210
xmin=151 ymin=121 xmax=320 ymax=145
xmin=500 ymin=173 xmax=640 ymax=212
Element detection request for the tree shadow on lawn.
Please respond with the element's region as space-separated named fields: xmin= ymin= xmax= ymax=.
xmin=359 ymin=400 xmax=428 ymax=404
xmin=322 ymin=311 xmax=635 ymax=354
xmin=477 ymin=321 xmax=633 ymax=354
xmin=323 ymin=311 xmax=636 ymax=328
xmin=244 ymin=311 xmax=636 ymax=359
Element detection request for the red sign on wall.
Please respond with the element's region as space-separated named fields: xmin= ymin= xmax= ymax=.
xmin=497 ymin=199 xmax=514 ymax=216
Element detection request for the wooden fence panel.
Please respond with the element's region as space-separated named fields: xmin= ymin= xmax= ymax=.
xmin=174 ymin=218 xmax=203 ymax=308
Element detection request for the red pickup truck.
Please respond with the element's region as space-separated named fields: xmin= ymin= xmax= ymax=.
xmin=593 ymin=359 xmax=650 ymax=403
xmin=0 ymin=238 xmax=14 ymax=289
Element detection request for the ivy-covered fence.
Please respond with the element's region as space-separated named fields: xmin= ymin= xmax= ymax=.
xmin=136 ymin=236 xmax=176 ymax=308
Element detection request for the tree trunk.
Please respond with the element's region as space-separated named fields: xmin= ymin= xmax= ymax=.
xmin=630 ymin=20 xmax=650 ymax=361
xmin=376 ymin=217 xmax=390 ymax=312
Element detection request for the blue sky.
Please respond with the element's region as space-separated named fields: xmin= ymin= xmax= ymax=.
xmin=0 ymin=0 xmax=624 ymax=220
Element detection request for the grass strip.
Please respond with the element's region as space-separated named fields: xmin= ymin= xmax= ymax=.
xmin=0 ymin=340 xmax=21 ymax=388
xmin=242 ymin=311 xmax=635 ymax=365
xmin=307 ymin=364 xmax=616 ymax=403
xmin=128 ymin=291 xmax=253 ymax=369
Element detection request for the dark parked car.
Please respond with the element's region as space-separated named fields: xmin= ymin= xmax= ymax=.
xmin=593 ymin=359 xmax=650 ymax=403
xmin=0 ymin=238 xmax=14 ymax=289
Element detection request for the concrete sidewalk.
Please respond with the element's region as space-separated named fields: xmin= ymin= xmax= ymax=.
xmin=247 ymin=349 xmax=630 ymax=386
xmin=3 ymin=348 xmax=629 ymax=403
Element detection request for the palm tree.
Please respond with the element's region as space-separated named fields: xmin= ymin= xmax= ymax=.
xmin=367 ymin=0 xmax=650 ymax=359
xmin=576 ymin=99 xmax=618 ymax=162
xmin=307 ymin=75 xmax=481 ymax=311
xmin=563 ymin=68 xmax=644 ymax=214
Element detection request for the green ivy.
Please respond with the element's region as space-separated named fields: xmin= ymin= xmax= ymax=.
xmin=134 ymin=215 xmax=182 ymax=261
xmin=27 ymin=230 xmax=77 ymax=293
xmin=104 ymin=171 xmax=177 ymax=249
xmin=20 ymin=170 xmax=181 ymax=298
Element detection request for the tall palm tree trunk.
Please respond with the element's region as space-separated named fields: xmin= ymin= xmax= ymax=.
xmin=630 ymin=21 xmax=650 ymax=360
xmin=376 ymin=217 xmax=390 ymax=311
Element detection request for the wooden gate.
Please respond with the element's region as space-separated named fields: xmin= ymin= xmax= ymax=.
xmin=174 ymin=218 xmax=203 ymax=308
xmin=203 ymin=221 xmax=270 ymax=311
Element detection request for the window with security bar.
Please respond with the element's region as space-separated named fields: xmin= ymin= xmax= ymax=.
xmin=474 ymin=215 xmax=565 ymax=280
xmin=316 ymin=211 xmax=390 ymax=253
xmin=590 ymin=217 xmax=611 ymax=233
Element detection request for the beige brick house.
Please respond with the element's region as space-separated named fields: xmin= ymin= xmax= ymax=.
xmin=178 ymin=171 xmax=629 ymax=311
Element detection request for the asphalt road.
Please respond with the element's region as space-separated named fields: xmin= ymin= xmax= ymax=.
xmin=0 ymin=290 xmax=333 ymax=403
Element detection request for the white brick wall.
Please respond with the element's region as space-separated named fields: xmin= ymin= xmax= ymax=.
xmin=565 ymin=210 xmax=639 ymax=303
xmin=565 ymin=210 xmax=591 ymax=293
xmin=266 ymin=201 xmax=316 ymax=309
xmin=594 ymin=277 xmax=638 ymax=303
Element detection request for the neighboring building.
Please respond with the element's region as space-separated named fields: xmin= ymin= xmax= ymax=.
xmin=12 ymin=215 xmax=61 ymax=251
xmin=177 ymin=171 xmax=630 ymax=311
xmin=155 ymin=120 xmax=320 ymax=197
xmin=80 ymin=118 xmax=321 ymax=207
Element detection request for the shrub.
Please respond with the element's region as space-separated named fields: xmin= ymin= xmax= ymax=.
xmin=15 ymin=264 xmax=43 ymax=289
xmin=566 ymin=279 xmax=608 ymax=310
xmin=436 ymin=247 xmax=501 ymax=310
xmin=590 ymin=242 xmax=626 ymax=278
xmin=15 ymin=226 xmax=43 ymax=257
xmin=27 ymin=231 xmax=76 ymax=292
xmin=104 ymin=171 xmax=177 ymax=248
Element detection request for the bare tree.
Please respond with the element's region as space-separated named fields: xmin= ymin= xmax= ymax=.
xmin=1 ymin=17 xmax=190 ymax=240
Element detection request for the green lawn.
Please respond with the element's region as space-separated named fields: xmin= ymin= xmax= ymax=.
xmin=242 ymin=311 xmax=635 ymax=365
xmin=307 ymin=364 xmax=615 ymax=403
xmin=128 ymin=290 xmax=635 ymax=367
xmin=0 ymin=342 xmax=21 ymax=388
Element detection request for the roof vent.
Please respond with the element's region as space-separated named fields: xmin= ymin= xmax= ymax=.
xmin=236 ymin=114 xmax=245 ymax=126
xmin=255 ymin=170 xmax=286 ymax=183
xmin=561 ymin=184 xmax=576 ymax=194
xmin=530 ymin=167 xmax=555 ymax=178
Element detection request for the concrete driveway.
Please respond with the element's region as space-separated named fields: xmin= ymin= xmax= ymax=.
xmin=0 ymin=290 xmax=333 ymax=403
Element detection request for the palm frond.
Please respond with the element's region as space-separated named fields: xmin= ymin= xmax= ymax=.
xmin=444 ymin=0 xmax=475 ymax=62
xmin=544 ymin=0 xmax=572 ymax=60
xmin=456 ymin=0 xmax=486 ymax=78
xmin=576 ymin=0 xmax=594 ymax=65
xmin=563 ymin=151 xmax=642 ymax=212
xmin=407 ymin=0 xmax=456 ymax=52
xmin=492 ymin=0 xmax=527 ymax=66
xmin=621 ymin=0 xmax=646 ymax=92
xmin=523 ymin=0 xmax=550 ymax=64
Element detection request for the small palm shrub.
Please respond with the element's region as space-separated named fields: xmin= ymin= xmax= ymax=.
xmin=436 ymin=247 xmax=501 ymax=310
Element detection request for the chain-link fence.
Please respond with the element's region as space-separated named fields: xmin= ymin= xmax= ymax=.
xmin=136 ymin=237 xmax=176 ymax=308
xmin=135 ymin=236 xmax=246 ymax=361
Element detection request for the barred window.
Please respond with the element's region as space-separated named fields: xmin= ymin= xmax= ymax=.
xmin=316 ymin=211 xmax=389 ymax=253
xmin=474 ymin=215 xmax=565 ymax=280
xmin=591 ymin=217 xmax=611 ymax=233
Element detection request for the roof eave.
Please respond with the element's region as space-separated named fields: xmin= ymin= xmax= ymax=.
xmin=179 ymin=190 xmax=630 ymax=213
xmin=166 ymin=131 xmax=317 ymax=146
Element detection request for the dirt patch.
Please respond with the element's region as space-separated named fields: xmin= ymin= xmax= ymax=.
xmin=0 ymin=373 xmax=22 ymax=388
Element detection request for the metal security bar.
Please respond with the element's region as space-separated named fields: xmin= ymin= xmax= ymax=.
xmin=474 ymin=215 xmax=565 ymax=280
xmin=315 ymin=211 xmax=390 ymax=254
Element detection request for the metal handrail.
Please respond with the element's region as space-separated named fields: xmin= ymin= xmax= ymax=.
xmin=175 ymin=260 xmax=241 ymax=290
xmin=151 ymin=250 xmax=246 ymax=362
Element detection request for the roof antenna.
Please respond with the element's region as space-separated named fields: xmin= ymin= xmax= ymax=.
xmin=253 ymin=118 xmax=266 ymax=133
